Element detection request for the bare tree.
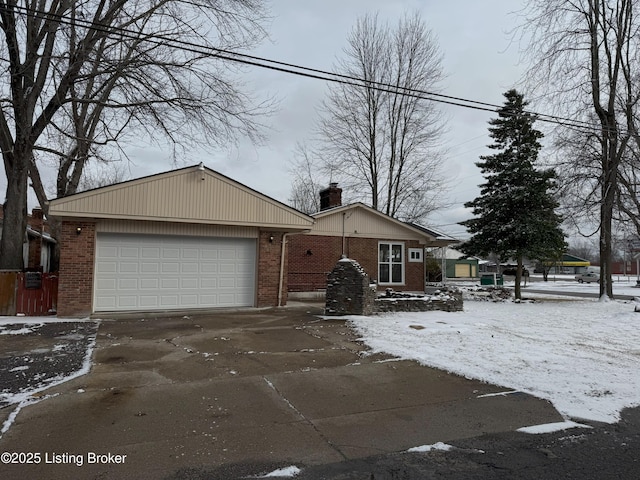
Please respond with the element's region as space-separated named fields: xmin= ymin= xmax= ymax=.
xmin=315 ymin=11 xmax=447 ymax=223
xmin=519 ymin=0 xmax=640 ymax=299
xmin=288 ymin=142 xmax=324 ymax=214
xmin=0 ymin=0 xmax=270 ymax=269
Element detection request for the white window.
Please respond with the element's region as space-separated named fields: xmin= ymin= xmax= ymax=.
xmin=408 ymin=248 xmax=423 ymax=262
xmin=378 ymin=242 xmax=404 ymax=284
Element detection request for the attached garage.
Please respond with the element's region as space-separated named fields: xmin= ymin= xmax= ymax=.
xmin=94 ymin=234 xmax=256 ymax=311
xmin=48 ymin=165 xmax=314 ymax=317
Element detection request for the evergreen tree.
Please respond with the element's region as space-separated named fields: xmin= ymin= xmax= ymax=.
xmin=460 ymin=89 xmax=566 ymax=300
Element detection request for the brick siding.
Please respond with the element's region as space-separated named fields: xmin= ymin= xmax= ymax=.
xmin=257 ymin=231 xmax=288 ymax=307
xmin=288 ymin=235 xmax=425 ymax=292
xmin=57 ymin=221 xmax=96 ymax=317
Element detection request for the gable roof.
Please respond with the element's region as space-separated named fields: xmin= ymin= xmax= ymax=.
xmin=47 ymin=165 xmax=314 ymax=230
xmin=309 ymin=203 xmax=457 ymax=246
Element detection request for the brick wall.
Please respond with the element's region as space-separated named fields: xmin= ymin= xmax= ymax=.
xmin=57 ymin=221 xmax=96 ymax=317
xmin=288 ymin=235 xmax=426 ymax=292
xmin=257 ymin=231 xmax=288 ymax=307
xmin=288 ymin=235 xmax=343 ymax=291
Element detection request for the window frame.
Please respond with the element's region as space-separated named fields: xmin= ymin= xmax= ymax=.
xmin=378 ymin=241 xmax=405 ymax=285
xmin=408 ymin=248 xmax=423 ymax=263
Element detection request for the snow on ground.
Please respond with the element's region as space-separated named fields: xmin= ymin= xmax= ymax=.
xmin=257 ymin=465 xmax=301 ymax=477
xmin=0 ymin=316 xmax=97 ymax=439
xmin=347 ymin=286 xmax=640 ymax=424
xmin=407 ymin=442 xmax=455 ymax=453
xmin=516 ymin=421 xmax=592 ymax=435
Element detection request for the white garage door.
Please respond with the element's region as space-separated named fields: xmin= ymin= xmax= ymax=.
xmin=94 ymin=233 xmax=256 ymax=311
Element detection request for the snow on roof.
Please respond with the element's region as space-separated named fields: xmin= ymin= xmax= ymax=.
xmin=409 ymin=223 xmax=458 ymax=242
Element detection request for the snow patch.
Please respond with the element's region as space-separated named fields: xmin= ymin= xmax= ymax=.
xmin=407 ymin=442 xmax=454 ymax=453
xmin=257 ymin=465 xmax=301 ymax=477
xmin=517 ymin=421 xmax=592 ymax=434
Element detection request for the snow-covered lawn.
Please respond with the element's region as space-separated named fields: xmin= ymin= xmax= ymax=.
xmin=348 ymin=295 xmax=640 ymax=424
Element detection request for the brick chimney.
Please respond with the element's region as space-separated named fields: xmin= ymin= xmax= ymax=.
xmin=29 ymin=207 xmax=44 ymax=233
xmin=319 ymin=183 xmax=342 ymax=211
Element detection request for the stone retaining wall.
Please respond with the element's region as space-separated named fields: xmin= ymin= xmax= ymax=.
xmin=325 ymin=258 xmax=463 ymax=315
xmin=375 ymin=288 xmax=463 ymax=313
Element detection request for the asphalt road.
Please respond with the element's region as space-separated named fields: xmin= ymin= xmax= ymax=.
xmin=174 ymin=406 xmax=640 ymax=480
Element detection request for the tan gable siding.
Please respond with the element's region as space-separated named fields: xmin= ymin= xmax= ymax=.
xmin=96 ymin=219 xmax=258 ymax=238
xmin=48 ymin=168 xmax=313 ymax=229
xmin=310 ymin=206 xmax=430 ymax=242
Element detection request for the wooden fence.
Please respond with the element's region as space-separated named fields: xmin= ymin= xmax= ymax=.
xmin=0 ymin=271 xmax=58 ymax=316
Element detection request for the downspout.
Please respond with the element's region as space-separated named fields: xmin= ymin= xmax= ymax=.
xmin=278 ymin=229 xmax=311 ymax=307
xmin=342 ymin=212 xmax=346 ymax=257
xmin=423 ymin=245 xmax=427 ymax=293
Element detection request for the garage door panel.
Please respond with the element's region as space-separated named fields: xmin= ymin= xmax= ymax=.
xmin=141 ymin=262 xmax=159 ymax=273
xmin=96 ymin=261 xmax=117 ymax=273
xmin=219 ymin=263 xmax=236 ymax=274
xmin=201 ymin=278 xmax=217 ymax=288
xmin=120 ymin=247 xmax=139 ymax=258
xmin=181 ymin=278 xmax=198 ymax=289
xmin=161 ymin=278 xmax=179 ymax=289
xmin=119 ymin=263 xmax=138 ymax=274
xmin=160 ymin=295 xmax=178 ymax=307
xmin=201 ymin=263 xmax=218 ymax=273
xmin=140 ymin=279 xmax=159 ymax=289
xmin=118 ymin=296 xmax=138 ymax=308
xmin=162 ymin=263 xmax=180 ymax=273
xmin=181 ymin=263 xmax=199 ymax=274
xmin=180 ymin=294 xmax=198 ymax=306
xmin=96 ymin=278 xmax=117 ymax=290
xmin=162 ymin=248 xmax=180 ymax=259
xmin=182 ymin=249 xmax=199 ymax=259
xmin=95 ymin=233 xmax=256 ymax=312
xmin=141 ymin=247 xmax=160 ymax=258
xmin=118 ymin=278 xmax=138 ymax=290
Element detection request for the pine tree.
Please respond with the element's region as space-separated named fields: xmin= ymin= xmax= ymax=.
xmin=460 ymin=89 xmax=566 ymax=300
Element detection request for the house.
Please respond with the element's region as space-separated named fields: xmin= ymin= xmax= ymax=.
xmin=0 ymin=205 xmax=56 ymax=272
xmin=47 ymin=165 xmax=314 ymax=317
xmin=543 ymin=253 xmax=590 ymax=274
xmin=426 ymin=247 xmax=480 ymax=280
xmin=287 ymin=183 xmax=457 ymax=295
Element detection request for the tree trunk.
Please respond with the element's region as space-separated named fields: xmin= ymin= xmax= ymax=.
xmin=600 ymin=185 xmax=615 ymax=299
xmin=514 ymin=256 xmax=523 ymax=300
xmin=0 ymin=152 xmax=29 ymax=270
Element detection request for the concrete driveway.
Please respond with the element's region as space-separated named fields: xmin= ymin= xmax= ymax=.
xmin=0 ymin=303 xmax=562 ymax=479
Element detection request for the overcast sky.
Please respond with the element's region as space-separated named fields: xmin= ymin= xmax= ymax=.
xmin=230 ymin=0 xmax=527 ymax=239
xmin=20 ymin=1 xmax=528 ymax=240
xmin=217 ymin=0 xmax=527 ymax=239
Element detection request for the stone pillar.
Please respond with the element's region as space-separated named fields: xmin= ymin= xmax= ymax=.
xmin=325 ymin=258 xmax=376 ymax=315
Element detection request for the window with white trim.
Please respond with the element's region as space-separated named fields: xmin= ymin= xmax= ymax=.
xmin=408 ymin=248 xmax=423 ymax=262
xmin=378 ymin=242 xmax=404 ymax=284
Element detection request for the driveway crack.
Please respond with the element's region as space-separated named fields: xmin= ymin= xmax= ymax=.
xmin=262 ymin=376 xmax=347 ymax=460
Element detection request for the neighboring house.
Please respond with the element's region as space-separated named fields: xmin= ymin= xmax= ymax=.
xmin=541 ymin=253 xmax=590 ymax=275
xmin=287 ymin=183 xmax=457 ymax=294
xmin=0 ymin=206 xmax=56 ymax=272
xmin=427 ymin=247 xmax=480 ymax=279
xmin=47 ymin=165 xmax=314 ymax=317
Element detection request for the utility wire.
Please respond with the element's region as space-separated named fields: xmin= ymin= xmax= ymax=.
xmin=2 ymin=3 xmax=613 ymax=134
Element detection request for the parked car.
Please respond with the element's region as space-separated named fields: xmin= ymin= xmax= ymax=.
xmin=575 ymin=271 xmax=600 ymax=283
xmin=502 ymin=267 xmax=529 ymax=276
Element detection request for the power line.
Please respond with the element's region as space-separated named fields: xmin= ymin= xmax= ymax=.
xmin=2 ymin=3 xmax=610 ymax=135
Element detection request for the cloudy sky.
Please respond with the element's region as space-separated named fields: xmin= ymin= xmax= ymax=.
xmin=21 ymin=1 xmax=528 ymax=240
xmin=221 ymin=0 xmax=527 ymax=239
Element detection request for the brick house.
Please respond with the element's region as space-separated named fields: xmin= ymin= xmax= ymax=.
xmin=0 ymin=205 xmax=56 ymax=272
xmin=47 ymin=165 xmax=314 ymax=317
xmin=288 ymin=184 xmax=456 ymax=295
